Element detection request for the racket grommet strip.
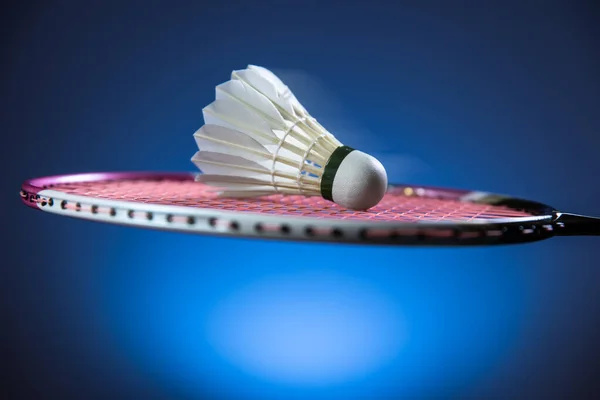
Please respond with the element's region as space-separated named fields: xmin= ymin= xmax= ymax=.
xmin=519 ymin=225 xmax=536 ymax=235
xmin=358 ymin=229 xmax=368 ymax=240
xmin=304 ymin=226 xmax=335 ymax=238
xmin=256 ymin=223 xmax=289 ymax=234
xmin=458 ymin=230 xmax=481 ymax=239
xmin=485 ymin=229 xmax=503 ymax=237
xmin=21 ymin=173 xmax=573 ymax=246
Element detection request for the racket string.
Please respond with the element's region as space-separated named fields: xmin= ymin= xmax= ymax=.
xmin=31 ymin=178 xmax=535 ymax=222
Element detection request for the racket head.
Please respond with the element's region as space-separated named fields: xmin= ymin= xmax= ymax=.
xmin=20 ymin=171 xmax=557 ymax=246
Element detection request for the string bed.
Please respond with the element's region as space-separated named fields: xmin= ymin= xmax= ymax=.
xmin=40 ymin=178 xmax=533 ymax=222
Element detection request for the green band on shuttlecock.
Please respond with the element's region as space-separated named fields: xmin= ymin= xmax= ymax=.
xmin=320 ymin=145 xmax=355 ymax=201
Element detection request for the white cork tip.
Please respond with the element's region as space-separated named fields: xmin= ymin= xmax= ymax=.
xmin=331 ymin=151 xmax=388 ymax=210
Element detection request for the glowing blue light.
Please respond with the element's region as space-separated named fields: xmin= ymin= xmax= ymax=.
xmin=205 ymin=271 xmax=406 ymax=386
xmin=101 ymin=233 xmax=529 ymax=399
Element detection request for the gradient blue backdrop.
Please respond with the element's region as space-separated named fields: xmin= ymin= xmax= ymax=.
xmin=3 ymin=1 xmax=600 ymax=399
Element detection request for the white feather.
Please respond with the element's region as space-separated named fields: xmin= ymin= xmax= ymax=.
xmin=232 ymin=68 xmax=297 ymax=118
xmin=247 ymin=65 xmax=308 ymax=115
xmin=202 ymin=100 xmax=280 ymax=145
xmin=216 ymin=80 xmax=285 ymax=125
xmin=191 ymin=65 xmax=352 ymax=199
xmin=191 ymin=152 xmax=269 ymax=177
xmin=216 ymin=191 xmax=276 ymax=198
xmin=194 ymin=124 xmax=268 ymax=156
xmin=197 ymin=174 xmax=271 ymax=186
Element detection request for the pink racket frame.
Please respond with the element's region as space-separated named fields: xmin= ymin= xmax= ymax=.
xmin=20 ymin=172 xmax=556 ymax=245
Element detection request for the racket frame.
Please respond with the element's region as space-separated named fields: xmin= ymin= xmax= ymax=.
xmin=20 ymin=171 xmax=587 ymax=246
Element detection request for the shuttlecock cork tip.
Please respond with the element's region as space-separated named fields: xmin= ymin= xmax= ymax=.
xmin=320 ymin=147 xmax=388 ymax=211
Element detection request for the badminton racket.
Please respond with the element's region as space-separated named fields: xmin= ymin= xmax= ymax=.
xmin=20 ymin=171 xmax=600 ymax=246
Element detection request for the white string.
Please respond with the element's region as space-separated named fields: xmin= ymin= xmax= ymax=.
xmin=270 ymin=118 xmax=306 ymax=192
xmin=297 ymin=133 xmax=327 ymax=192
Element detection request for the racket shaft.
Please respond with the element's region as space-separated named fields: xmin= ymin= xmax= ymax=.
xmin=554 ymin=212 xmax=600 ymax=236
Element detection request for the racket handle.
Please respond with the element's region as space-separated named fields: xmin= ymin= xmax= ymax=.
xmin=554 ymin=212 xmax=600 ymax=236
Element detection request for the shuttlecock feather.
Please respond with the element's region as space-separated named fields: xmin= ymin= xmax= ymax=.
xmin=191 ymin=65 xmax=388 ymax=210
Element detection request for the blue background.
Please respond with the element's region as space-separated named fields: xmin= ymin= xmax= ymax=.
xmin=3 ymin=1 xmax=600 ymax=399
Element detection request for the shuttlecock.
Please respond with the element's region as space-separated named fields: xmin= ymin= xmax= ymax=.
xmin=191 ymin=65 xmax=388 ymax=211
